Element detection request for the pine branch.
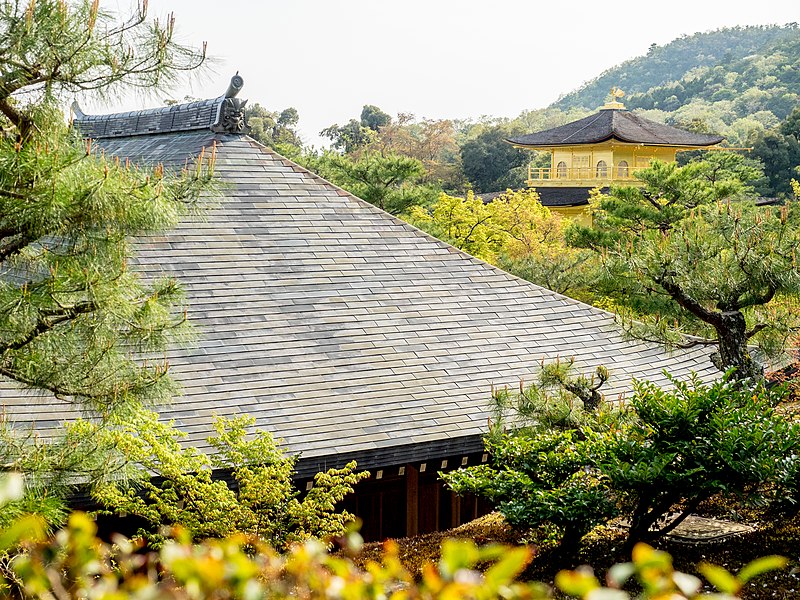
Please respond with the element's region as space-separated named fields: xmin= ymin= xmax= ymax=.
xmin=678 ymin=337 xmax=718 ymax=347
xmin=655 ymin=274 xmax=723 ymax=327
xmin=0 ymin=189 xmax=26 ymax=200
xmin=0 ymin=98 xmax=33 ymax=137
xmin=3 ymin=301 xmax=98 ymax=352
xmin=737 ymin=285 xmax=776 ymax=310
xmin=640 ymin=190 xmax=664 ymax=212
xmin=0 ymin=365 xmax=105 ymax=402
xmin=746 ymin=323 xmax=770 ymax=339
xmin=618 ymin=316 xmax=716 ymax=349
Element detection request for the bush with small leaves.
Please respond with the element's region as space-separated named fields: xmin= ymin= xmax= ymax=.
xmin=602 ymin=374 xmax=800 ymax=549
xmin=445 ymin=429 xmax=618 ymax=555
xmin=445 ymin=363 xmax=800 ymax=552
xmin=79 ymin=411 xmax=369 ymax=549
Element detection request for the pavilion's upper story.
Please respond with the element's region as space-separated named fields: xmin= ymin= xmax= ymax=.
xmin=507 ymin=94 xmax=724 ymax=188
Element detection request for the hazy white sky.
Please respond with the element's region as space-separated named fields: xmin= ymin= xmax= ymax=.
xmin=100 ymin=0 xmax=799 ymax=146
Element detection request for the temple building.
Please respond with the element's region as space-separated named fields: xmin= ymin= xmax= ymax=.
xmin=0 ymin=78 xmax=719 ymax=541
xmin=506 ymin=89 xmax=724 ymax=222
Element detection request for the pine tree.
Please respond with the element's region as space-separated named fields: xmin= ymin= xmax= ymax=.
xmin=568 ymin=153 xmax=800 ymax=380
xmin=1 ymin=0 xmax=211 ymax=413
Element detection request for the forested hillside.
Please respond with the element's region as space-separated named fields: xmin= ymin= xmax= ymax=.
xmin=625 ymin=28 xmax=800 ymax=118
xmin=553 ymin=25 xmax=797 ymax=111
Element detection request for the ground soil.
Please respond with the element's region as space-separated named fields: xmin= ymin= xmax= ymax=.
xmin=354 ymin=500 xmax=800 ymax=599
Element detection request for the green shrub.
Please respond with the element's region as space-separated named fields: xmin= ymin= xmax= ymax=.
xmin=446 ymin=430 xmax=617 ymax=554
xmin=78 ymin=411 xmax=369 ymax=549
xmin=445 ymin=365 xmax=800 ymax=550
xmin=601 ymin=375 xmax=800 ymax=547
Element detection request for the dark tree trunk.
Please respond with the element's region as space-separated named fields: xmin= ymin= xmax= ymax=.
xmin=623 ymin=495 xmax=676 ymax=553
xmin=714 ymin=311 xmax=763 ymax=380
xmin=625 ymin=511 xmax=657 ymax=554
xmin=554 ymin=526 xmax=584 ymax=566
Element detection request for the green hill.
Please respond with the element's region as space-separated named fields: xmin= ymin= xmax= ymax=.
xmin=625 ymin=28 xmax=800 ymax=120
xmin=552 ymin=25 xmax=798 ymax=111
xmin=543 ymin=24 xmax=800 ymax=197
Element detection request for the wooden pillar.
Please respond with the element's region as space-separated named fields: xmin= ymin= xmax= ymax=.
xmin=378 ymin=492 xmax=384 ymax=540
xmin=434 ymin=482 xmax=441 ymax=531
xmin=450 ymin=492 xmax=461 ymax=528
xmin=405 ymin=464 xmax=419 ymax=537
xmin=470 ymin=495 xmax=478 ymax=521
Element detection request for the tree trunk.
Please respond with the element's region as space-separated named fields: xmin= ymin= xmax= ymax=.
xmin=623 ymin=495 xmax=675 ymax=553
xmin=625 ymin=511 xmax=657 ymax=554
xmin=555 ymin=526 xmax=584 ymax=566
xmin=714 ymin=311 xmax=763 ymax=380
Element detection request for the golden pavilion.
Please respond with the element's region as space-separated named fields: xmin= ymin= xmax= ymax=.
xmin=506 ymin=89 xmax=724 ymax=222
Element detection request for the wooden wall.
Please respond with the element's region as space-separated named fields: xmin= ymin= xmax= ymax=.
xmin=335 ymin=452 xmax=493 ymax=541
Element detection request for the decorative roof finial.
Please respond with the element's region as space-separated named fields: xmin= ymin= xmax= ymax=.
xmin=70 ymin=100 xmax=85 ymax=120
xmin=224 ymin=72 xmax=245 ymax=99
xmin=600 ymin=87 xmax=626 ymax=110
xmin=212 ymin=72 xmax=250 ymax=134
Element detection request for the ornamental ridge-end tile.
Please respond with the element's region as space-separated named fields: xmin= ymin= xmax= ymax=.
xmin=72 ymin=74 xmax=251 ymax=139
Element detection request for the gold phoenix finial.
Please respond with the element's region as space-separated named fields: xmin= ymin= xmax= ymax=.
xmin=601 ymin=87 xmax=626 ymax=110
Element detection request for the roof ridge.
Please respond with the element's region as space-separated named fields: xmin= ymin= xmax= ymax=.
xmin=560 ymin=112 xmax=608 ymax=143
xmin=622 ymin=111 xmax=723 ymax=145
xmin=620 ymin=111 xmax=670 ymax=143
xmin=72 ymin=74 xmax=250 ymax=139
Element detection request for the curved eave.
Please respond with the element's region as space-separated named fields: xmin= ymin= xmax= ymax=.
xmin=507 ymin=136 xmax=724 ymax=150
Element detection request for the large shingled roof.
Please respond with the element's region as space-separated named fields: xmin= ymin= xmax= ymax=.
xmin=508 ymin=109 xmax=723 ymax=148
xmin=0 ymin=90 xmax=719 ymax=475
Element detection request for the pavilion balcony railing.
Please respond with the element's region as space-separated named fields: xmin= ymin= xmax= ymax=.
xmin=527 ymin=165 xmax=648 ymax=183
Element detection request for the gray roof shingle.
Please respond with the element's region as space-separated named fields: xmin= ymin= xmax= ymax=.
xmin=0 ymin=101 xmax=720 ymax=470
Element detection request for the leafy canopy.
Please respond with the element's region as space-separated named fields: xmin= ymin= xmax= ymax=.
xmin=75 ymin=411 xmax=369 ymax=549
xmin=246 ymin=103 xmax=302 ymax=150
xmin=408 ymin=188 xmax=599 ymax=299
xmin=568 ymin=153 xmax=800 ymax=379
xmin=408 ymin=189 xmax=560 ymax=262
xmin=445 ymin=363 xmax=800 ymax=552
xmin=602 ymin=375 xmax=800 ymax=547
xmin=459 ymin=125 xmax=528 ymax=193
xmin=315 ymin=151 xmax=435 ymax=215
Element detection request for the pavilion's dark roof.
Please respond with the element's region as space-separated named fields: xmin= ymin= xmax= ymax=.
xmin=0 ymin=96 xmax=719 ymax=465
xmin=480 ymin=187 xmax=601 ymax=207
xmin=508 ymin=109 xmax=723 ymax=148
